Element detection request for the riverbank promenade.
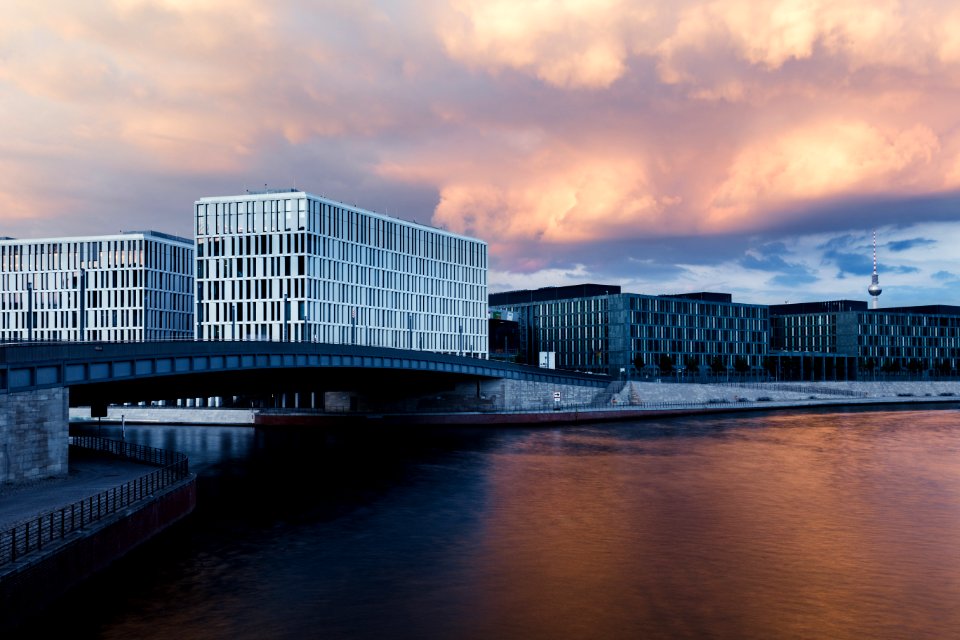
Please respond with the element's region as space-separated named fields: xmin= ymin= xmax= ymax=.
xmin=0 ymin=450 xmax=151 ymax=535
xmin=0 ymin=442 xmax=196 ymax=633
xmin=611 ymin=379 xmax=960 ymax=407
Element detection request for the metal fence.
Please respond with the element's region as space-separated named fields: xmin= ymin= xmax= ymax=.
xmin=721 ymin=382 xmax=869 ymax=398
xmin=0 ymin=437 xmax=190 ymax=569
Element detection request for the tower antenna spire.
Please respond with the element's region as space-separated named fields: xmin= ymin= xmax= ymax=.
xmin=868 ymin=229 xmax=882 ymax=309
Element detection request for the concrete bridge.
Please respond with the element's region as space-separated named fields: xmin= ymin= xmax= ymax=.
xmin=1 ymin=341 xmax=611 ymax=483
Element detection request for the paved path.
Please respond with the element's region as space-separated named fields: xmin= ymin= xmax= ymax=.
xmin=0 ymin=451 xmax=153 ymax=531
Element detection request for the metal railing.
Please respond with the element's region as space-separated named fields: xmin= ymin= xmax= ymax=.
xmin=721 ymin=382 xmax=868 ymax=398
xmin=0 ymin=437 xmax=190 ymax=570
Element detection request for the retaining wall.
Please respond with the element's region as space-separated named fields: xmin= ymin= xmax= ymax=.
xmin=0 ymin=476 xmax=196 ymax=633
xmin=69 ymin=406 xmax=256 ymax=425
xmin=0 ymin=388 xmax=68 ymax=485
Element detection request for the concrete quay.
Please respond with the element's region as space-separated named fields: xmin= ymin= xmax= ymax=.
xmin=0 ymin=446 xmax=196 ymax=633
xmin=253 ymin=380 xmax=960 ymax=427
xmin=69 ymin=380 xmax=960 ymax=428
xmin=69 ymin=405 xmax=256 ymax=425
xmin=610 ymin=379 xmax=960 ymax=407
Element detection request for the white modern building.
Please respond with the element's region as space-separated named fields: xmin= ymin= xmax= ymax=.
xmin=0 ymin=231 xmax=194 ymax=342
xmin=194 ymin=189 xmax=488 ymax=357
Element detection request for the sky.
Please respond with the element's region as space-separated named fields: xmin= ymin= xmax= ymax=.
xmin=2 ymin=0 xmax=960 ymax=307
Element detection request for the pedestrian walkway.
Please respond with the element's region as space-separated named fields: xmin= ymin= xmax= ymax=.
xmin=0 ymin=450 xmax=153 ymax=531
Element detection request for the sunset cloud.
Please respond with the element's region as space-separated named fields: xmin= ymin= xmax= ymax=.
xmin=431 ymin=151 xmax=678 ymax=244
xmin=2 ymin=0 xmax=960 ymax=305
xmin=707 ymin=120 xmax=942 ymax=230
xmin=439 ymin=0 xmax=653 ymax=89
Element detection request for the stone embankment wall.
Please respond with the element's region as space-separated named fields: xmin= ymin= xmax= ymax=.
xmin=69 ymin=405 xmax=256 ymax=425
xmin=475 ymin=378 xmax=605 ymax=411
xmin=0 ymin=477 xmax=196 ymax=634
xmin=0 ymin=388 xmax=68 ymax=484
xmin=608 ymin=380 xmax=960 ymax=406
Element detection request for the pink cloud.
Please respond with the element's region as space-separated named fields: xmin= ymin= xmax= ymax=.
xmin=2 ymin=0 xmax=960 ymax=285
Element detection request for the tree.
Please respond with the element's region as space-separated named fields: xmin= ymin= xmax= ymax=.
xmin=658 ymin=353 xmax=675 ymax=375
xmin=881 ymin=360 xmax=902 ymax=374
xmin=906 ymin=359 xmax=925 ymax=376
xmin=684 ymin=356 xmax=700 ymax=376
xmin=862 ymin=357 xmax=877 ymax=374
xmin=935 ymin=359 xmax=953 ymax=377
xmin=633 ymin=354 xmax=645 ymax=376
xmin=761 ymin=356 xmax=777 ymax=378
xmin=733 ymin=356 xmax=750 ymax=375
xmin=709 ymin=355 xmax=726 ymax=375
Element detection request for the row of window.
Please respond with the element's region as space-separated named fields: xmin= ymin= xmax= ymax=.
xmin=198 ymin=237 xmax=485 ymax=286
xmin=628 ymin=296 xmax=768 ymax=319
xmin=0 ymin=238 xmax=192 ymax=274
xmin=196 ymin=195 xmax=487 ymax=268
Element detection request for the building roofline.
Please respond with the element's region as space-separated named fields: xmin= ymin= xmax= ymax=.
xmin=0 ymin=230 xmax=192 ymax=247
xmin=195 ymin=190 xmax=486 ymax=245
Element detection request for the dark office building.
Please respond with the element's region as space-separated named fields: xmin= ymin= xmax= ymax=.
xmin=490 ymin=285 xmax=769 ymax=377
xmin=488 ymin=309 xmax=521 ymax=362
xmin=770 ymin=301 xmax=960 ymax=377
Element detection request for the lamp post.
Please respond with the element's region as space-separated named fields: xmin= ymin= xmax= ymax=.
xmin=78 ymin=268 xmax=86 ymax=342
xmin=26 ymin=281 xmax=33 ymax=342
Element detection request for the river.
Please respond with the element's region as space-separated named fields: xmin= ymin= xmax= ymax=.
xmin=34 ymin=405 xmax=960 ymax=639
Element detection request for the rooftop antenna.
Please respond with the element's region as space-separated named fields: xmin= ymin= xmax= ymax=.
xmin=868 ymin=229 xmax=882 ymax=309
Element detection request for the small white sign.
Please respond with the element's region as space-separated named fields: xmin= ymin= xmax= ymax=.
xmin=553 ymin=391 xmax=561 ymax=401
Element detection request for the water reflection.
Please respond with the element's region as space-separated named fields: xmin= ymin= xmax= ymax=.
xmin=24 ymin=407 xmax=960 ymax=639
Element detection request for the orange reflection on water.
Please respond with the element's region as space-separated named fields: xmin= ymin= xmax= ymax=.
xmin=467 ymin=411 xmax=960 ymax=640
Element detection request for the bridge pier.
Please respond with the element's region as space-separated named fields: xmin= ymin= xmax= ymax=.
xmin=0 ymin=387 xmax=69 ymax=485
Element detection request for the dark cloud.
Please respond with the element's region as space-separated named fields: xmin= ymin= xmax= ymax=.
xmin=741 ymin=253 xmax=791 ymax=271
xmin=887 ymin=238 xmax=936 ymax=252
xmin=738 ymin=241 xmax=819 ymax=286
xmin=933 ymin=270 xmax=958 ymax=281
xmin=888 ymin=265 xmax=919 ymax=275
xmin=817 ymin=234 xmax=872 ymax=277
xmin=770 ymin=271 xmax=818 ymax=287
xmin=767 ymin=193 xmax=960 ymax=238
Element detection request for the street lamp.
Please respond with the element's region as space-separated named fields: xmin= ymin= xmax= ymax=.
xmin=78 ymin=268 xmax=86 ymax=342
xmin=26 ymin=280 xmax=33 ymax=342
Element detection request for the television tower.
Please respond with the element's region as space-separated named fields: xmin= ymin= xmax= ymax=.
xmin=868 ymin=230 xmax=882 ymax=309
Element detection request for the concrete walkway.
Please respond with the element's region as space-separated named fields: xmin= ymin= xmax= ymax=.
xmin=0 ymin=451 xmax=153 ymax=531
xmin=610 ymin=380 xmax=960 ymax=406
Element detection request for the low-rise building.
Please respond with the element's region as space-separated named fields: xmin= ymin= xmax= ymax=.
xmin=771 ymin=301 xmax=960 ymax=376
xmin=489 ymin=285 xmax=769 ymax=377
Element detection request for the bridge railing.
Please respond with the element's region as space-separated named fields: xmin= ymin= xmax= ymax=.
xmin=0 ymin=437 xmax=190 ymax=570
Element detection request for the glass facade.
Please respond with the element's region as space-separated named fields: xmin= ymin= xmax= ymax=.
xmin=195 ymin=190 xmax=488 ymax=356
xmin=614 ymin=294 xmax=769 ymax=374
xmin=0 ymin=232 xmax=194 ymax=342
xmin=771 ymin=302 xmax=960 ymax=373
xmin=491 ymin=288 xmax=769 ymax=375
